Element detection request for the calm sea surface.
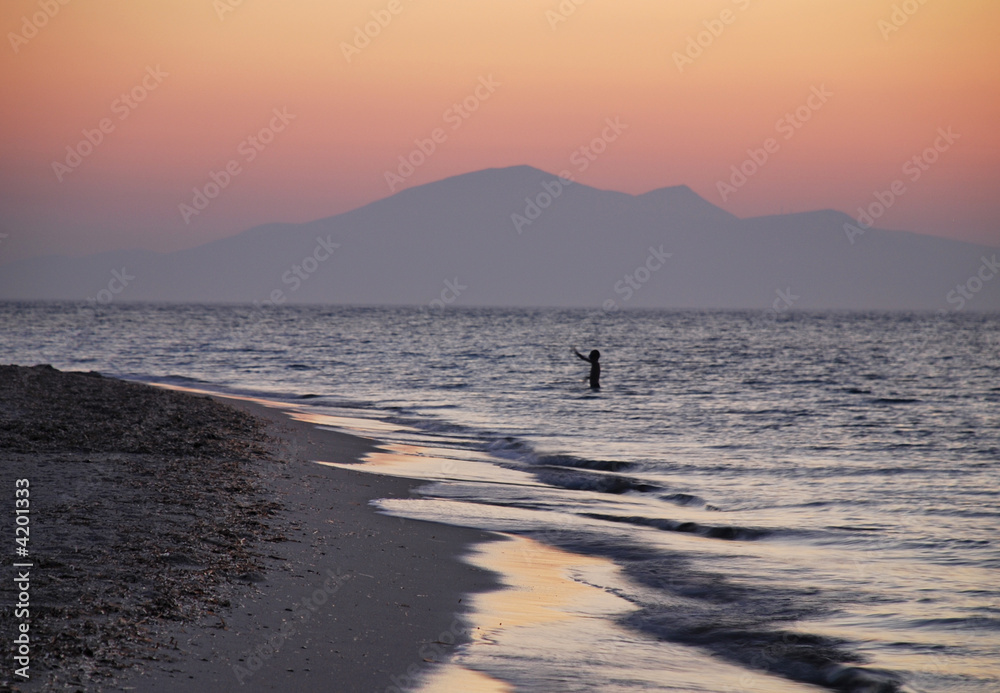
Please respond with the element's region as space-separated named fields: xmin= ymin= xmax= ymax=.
xmin=2 ymin=302 xmax=998 ymax=692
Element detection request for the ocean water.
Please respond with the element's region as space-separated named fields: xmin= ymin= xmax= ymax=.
xmin=2 ymin=302 xmax=998 ymax=692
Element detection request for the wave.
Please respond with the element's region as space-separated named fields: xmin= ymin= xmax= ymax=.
xmin=486 ymin=436 xmax=533 ymax=454
xmin=533 ymin=453 xmax=637 ymax=472
xmin=545 ymin=531 xmax=911 ymax=693
xmin=624 ymin=611 xmax=908 ymax=692
xmin=624 ymin=614 xmax=910 ymax=693
xmin=531 ymin=467 xmax=663 ymax=495
xmin=144 ymin=373 xmax=209 ymax=385
xmin=583 ymin=512 xmax=770 ymax=541
xmin=910 ymin=616 xmax=1000 ymax=631
xmin=661 ymin=492 xmax=709 ymax=507
xmin=404 ymin=417 xmax=480 ymax=437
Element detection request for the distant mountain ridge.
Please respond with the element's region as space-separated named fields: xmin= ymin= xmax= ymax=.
xmin=1 ymin=165 xmax=997 ymax=311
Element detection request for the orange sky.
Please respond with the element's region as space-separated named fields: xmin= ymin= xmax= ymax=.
xmin=1 ymin=0 xmax=998 ymax=263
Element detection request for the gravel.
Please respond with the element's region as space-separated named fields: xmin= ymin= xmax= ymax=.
xmin=0 ymin=365 xmax=282 ymax=691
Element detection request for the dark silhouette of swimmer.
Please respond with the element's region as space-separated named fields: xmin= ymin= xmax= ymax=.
xmin=572 ymin=348 xmax=601 ymax=388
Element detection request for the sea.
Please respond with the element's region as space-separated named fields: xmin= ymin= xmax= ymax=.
xmin=2 ymin=302 xmax=998 ymax=693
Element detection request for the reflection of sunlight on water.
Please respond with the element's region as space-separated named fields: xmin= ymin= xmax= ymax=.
xmin=379 ymin=442 xmax=500 ymax=462
xmin=290 ymin=410 xmax=416 ymax=433
xmin=156 ymin=383 xmax=996 ymax=691
xmin=415 ymin=534 xmax=823 ymax=693
xmin=315 ymin=444 xmax=547 ymax=488
xmin=464 ymin=534 xmax=633 ymax=632
xmin=808 ymin=614 xmax=1000 ymax=685
xmin=415 ymin=663 xmax=514 ymax=693
xmin=148 ymin=382 xmax=296 ymax=409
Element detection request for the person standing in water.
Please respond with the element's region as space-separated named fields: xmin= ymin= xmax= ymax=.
xmin=572 ymin=348 xmax=601 ymax=388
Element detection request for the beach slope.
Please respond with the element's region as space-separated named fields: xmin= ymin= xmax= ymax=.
xmin=0 ymin=365 xmax=495 ymax=692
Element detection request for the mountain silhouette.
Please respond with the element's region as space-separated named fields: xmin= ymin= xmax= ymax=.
xmin=1 ymin=166 xmax=996 ymax=311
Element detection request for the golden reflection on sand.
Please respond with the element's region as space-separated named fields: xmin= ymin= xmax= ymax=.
xmin=148 ymin=381 xmax=295 ymax=410
xmin=317 ymin=445 xmax=546 ymax=487
xmin=416 ymin=533 xmax=828 ymax=693
xmin=379 ymin=442 xmax=498 ymax=462
xmin=465 ymin=534 xmax=633 ymax=636
xmin=416 ymin=665 xmax=514 ymax=693
xmin=416 ymin=534 xmax=633 ymax=693
xmin=288 ymin=410 xmax=415 ymax=433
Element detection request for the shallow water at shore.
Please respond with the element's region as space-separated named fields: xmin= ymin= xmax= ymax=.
xmin=3 ymin=302 xmax=998 ymax=692
xmin=416 ymin=534 xmax=831 ymax=693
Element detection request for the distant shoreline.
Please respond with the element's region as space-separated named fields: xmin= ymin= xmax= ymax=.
xmin=0 ymin=365 xmax=497 ymax=692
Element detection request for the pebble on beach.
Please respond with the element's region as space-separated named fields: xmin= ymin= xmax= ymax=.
xmin=0 ymin=364 xmax=281 ymax=691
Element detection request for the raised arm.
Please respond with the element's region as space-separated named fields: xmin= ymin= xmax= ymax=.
xmin=572 ymin=348 xmax=590 ymax=362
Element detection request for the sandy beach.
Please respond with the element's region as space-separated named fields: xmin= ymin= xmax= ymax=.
xmin=0 ymin=365 xmax=498 ymax=692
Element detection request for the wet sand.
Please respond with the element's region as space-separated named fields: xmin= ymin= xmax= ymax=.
xmin=0 ymin=365 xmax=498 ymax=692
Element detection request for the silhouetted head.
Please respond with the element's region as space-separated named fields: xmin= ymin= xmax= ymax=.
xmin=589 ymin=349 xmax=600 ymax=361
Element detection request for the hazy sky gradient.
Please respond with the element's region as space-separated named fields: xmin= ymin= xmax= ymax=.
xmin=2 ymin=0 xmax=998 ymax=263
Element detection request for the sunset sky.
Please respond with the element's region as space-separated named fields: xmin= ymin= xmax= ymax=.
xmin=2 ymin=0 xmax=998 ymax=264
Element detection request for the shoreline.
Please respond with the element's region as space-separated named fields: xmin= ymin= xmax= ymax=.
xmin=126 ymin=389 xmax=503 ymax=693
xmin=0 ymin=366 xmax=501 ymax=692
